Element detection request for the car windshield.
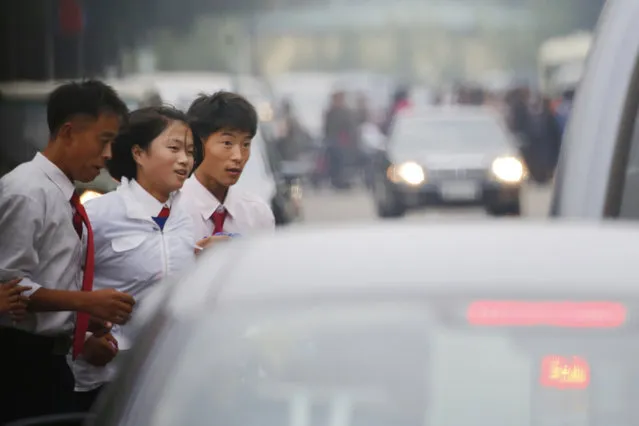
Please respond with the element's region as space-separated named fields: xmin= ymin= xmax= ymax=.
xmin=392 ymin=116 xmax=509 ymax=151
xmin=141 ymin=297 xmax=638 ymax=426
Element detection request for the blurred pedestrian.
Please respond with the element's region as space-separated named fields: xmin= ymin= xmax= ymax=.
xmin=0 ymin=80 xmax=134 ymax=423
xmin=276 ymin=98 xmax=312 ymax=162
xmin=555 ymin=88 xmax=575 ymax=136
xmin=323 ymin=90 xmax=361 ymax=189
xmin=505 ymin=86 xmax=531 ymax=136
xmin=71 ymin=106 xmax=197 ymax=412
xmin=381 ymin=86 xmax=411 ymax=136
xmin=181 ymin=91 xmax=275 ymax=243
xmin=355 ymin=92 xmax=370 ymax=126
xmin=360 ymin=116 xmax=386 ymax=189
xmin=526 ymin=94 xmax=562 ymax=183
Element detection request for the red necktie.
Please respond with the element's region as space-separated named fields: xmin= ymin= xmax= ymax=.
xmin=211 ymin=207 xmax=227 ymax=235
xmin=157 ymin=206 xmax=170 ymax=218
xmin=70 ymin=193 xmax=95 ymax=359
xmin=72 ymin=205 xmax=83 ymax=238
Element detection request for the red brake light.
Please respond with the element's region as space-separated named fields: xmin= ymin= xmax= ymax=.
xmin=467 ymin=301 xmax=626 ymax=328
xmin=540 ymin=355 xmax=590 ymax=389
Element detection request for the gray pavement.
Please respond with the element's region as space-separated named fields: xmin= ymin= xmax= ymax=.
xmin=298 ymin=182 xmax=553 ymax=224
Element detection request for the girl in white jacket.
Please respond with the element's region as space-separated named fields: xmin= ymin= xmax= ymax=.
xmin=71 ymin=106 xmax=197 ymax=411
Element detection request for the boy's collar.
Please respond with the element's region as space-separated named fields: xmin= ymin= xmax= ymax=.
xmin=188 ymin=174 xmax=238 ymax=220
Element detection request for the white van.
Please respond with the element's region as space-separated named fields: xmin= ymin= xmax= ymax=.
xmin=538 ymin=32 xmax=592 ymax=97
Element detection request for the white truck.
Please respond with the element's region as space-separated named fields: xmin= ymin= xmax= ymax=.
xmin=538 ymin=31 xmax=593 ymax=97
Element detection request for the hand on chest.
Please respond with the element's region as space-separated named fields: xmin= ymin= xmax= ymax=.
xmin=96 ymin=227 xmax=192 ymax=283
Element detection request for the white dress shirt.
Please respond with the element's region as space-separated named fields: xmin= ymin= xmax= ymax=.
xmin=71 ymin=178 xmax=196 ymax=391
xmin=179 ymin=175 xmax=275 ymax=240
xmin=0 ymin=153 xmax=86 ymax=336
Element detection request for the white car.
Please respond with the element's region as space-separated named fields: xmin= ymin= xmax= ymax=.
xmin=373 ymin=106 xmax=525 ymax=217
xmin=20 ymin=221 xmax=639 ymax=426
xmin=551 ymin=0 xmax=639 ymax=219
xmin=234 ymin=131 xmax=303 ymax=226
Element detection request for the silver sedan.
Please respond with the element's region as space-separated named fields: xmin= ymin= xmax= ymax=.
xmin=372 ymin=107 xmax=526 ymax=218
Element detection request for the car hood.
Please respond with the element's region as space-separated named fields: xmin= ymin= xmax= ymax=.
xmin=389 ymin=147 xmax=518 ymax=170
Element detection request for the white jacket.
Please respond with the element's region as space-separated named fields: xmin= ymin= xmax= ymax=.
xmin=71 ymin=178 xmax=196 ymax=391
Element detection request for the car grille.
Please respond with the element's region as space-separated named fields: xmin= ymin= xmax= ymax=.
xmin=428 ymin=168 xmax=488 ymax=181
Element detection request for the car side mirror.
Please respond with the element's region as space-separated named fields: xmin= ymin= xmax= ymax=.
xmin=5 ymin=413 xmax=95 ymax=426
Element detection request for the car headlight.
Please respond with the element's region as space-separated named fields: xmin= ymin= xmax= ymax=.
xmin=491 ymin=156 xmax=524 ymax=183
xmin=79 ymin=190 xmax=103 ymax=204
xmin=389 ymin=162 xmax=425 ymax=185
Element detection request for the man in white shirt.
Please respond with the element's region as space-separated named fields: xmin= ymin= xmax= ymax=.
xmin=181 ymin=91 xmax=275 ymax=245
xmin=0 ymin=80 xmax=136 ymax=423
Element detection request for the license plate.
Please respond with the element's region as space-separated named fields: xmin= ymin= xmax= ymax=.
xmin=440 ymin=181 xmax=479 ymax=201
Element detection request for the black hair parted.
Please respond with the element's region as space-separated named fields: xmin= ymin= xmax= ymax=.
xmin=187 ymin=91 xmax=258 ymax=143
xmin=47 ymin=79 xmax=129 ymax=136
xmin=107 ymin=106 xmax=193 ymax=181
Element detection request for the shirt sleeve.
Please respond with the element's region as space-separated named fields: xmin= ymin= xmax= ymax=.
xmin=0 ymin=193 xmax=45 ymax=296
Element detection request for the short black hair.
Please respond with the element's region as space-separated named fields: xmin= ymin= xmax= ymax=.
xmin=47 ymin=80 xmax=129 ymax=136
xmin=107 ymin=106 xmax=192 ymax=181
xmin=187 ymin=91 xmax=258 ymax=143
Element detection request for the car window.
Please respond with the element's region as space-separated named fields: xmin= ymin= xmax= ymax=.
xmin=392 ymin=116 xmax=509 ymax=151
xmin=92 ymin=244 xmax=246 ymax=426
xmin=91 ymin=314 xmax=196 ymax=426
xmin=131 ymin=297 xmax=639 ymax=426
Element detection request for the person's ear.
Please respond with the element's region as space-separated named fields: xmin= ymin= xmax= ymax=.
xmin=56 ymin=122 xmax=74 ymax=146
xmin=131 ymin=145 xmax=145 ymax=166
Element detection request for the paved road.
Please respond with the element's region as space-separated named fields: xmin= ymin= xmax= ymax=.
xmin=298 ymin=183 xmax=553 ymax=224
